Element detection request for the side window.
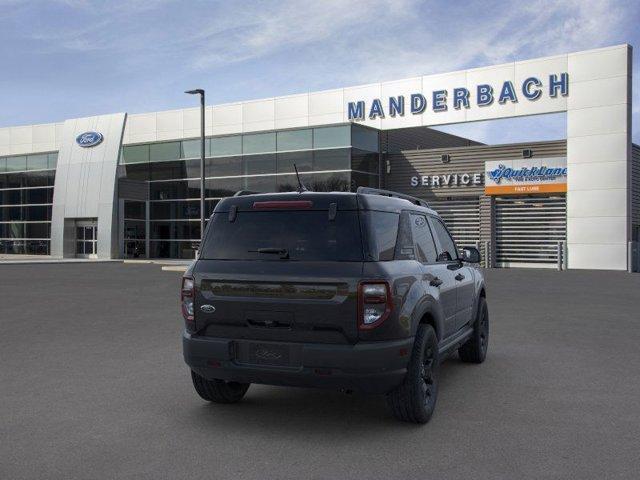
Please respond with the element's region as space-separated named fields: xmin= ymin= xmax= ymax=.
xmin=363 ymin=211 xmax=399 ymax=261
xmin=430 ymin=217 xmax=458 ymax=262
xmin=394 ymin=211 xmax=416 ymax=260
xmin=410 ymin=213 xmax=438 ymax=263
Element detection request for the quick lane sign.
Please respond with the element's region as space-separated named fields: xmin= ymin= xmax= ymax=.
xmin=485 ymin=157 xmax=567 ymax=195
xmin=348 ymin=73 xmax=569 ymax=120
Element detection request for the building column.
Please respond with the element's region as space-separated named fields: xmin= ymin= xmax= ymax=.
xmin=566 ymin=45 xmax=632 ymax=270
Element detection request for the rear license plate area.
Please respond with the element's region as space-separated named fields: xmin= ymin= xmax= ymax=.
xmin=234 ymin=341 xmax=299 ymax=368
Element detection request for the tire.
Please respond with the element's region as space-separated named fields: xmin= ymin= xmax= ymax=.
xmin=459 ymin=296 xmax=489 ymax=364
xmin=386 ymin=324 xmax=439 ymax=424
xmin=190 ymin=370 xmax=250 ymax=404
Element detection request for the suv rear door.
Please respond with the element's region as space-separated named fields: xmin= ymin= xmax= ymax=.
xmin=428 ymin=216 xmax=475 ymax=332
xmin=409 ymin=212 xmax=458 ymax=337
xmin=192 ymin=200 xmax=364 ymax=344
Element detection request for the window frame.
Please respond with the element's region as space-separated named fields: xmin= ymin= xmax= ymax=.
xmin=408 ymin=212 xmax=439 ymax=265
xmin=428 ymin=215 xmax=460 ymax=263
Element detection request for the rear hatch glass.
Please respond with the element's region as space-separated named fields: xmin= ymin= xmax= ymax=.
xmin=200 ymin=210 xmax=364 ymax=261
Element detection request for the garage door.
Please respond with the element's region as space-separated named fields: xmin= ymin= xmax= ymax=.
xmin=429 ymin=197 xmax=480 ymax=248
xmin=495 ymin=195 xmax=566 ymax=267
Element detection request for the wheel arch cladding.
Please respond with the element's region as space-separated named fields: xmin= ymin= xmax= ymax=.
xmin=418 ymin=310 xmax=441 ymax=341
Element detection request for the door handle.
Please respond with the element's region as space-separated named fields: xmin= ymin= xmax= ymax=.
xmin=429 ymin=277 xmax=443 ymax=287
xmin=455 ymin=273 xmax=465 ymax=281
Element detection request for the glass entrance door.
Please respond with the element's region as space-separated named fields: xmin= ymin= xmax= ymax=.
xmin=76 ymin=222 xmax=98 ymax=257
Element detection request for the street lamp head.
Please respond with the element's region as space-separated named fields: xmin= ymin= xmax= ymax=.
xmin=185 ymin=89 xmax=205 ymax=95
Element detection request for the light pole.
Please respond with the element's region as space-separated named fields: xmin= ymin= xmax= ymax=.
xmin=185 ymin=89 xmax=206 ymax=246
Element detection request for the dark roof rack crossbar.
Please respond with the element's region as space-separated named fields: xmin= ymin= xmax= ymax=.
xmin=356 ymin=187 xmax=430 ymax=208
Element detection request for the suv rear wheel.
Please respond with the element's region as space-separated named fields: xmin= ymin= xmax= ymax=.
xmin=459 ymin=296 xmax=489 ymax=363
xmin=191 ymin=370 xmax=250 ymax=403
xmin=386 ymin=324 xmax=439 ymax=424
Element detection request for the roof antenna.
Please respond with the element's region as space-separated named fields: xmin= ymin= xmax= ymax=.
xmin=293 ymin=164 xmax=308 ymax=193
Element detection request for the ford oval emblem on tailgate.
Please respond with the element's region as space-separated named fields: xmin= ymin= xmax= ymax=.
xmin=200 ymin=304 xmax=216 ymax=313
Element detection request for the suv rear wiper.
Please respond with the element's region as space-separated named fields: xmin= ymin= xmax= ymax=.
xmin=249 ymin=247 xmax=290 ymax=259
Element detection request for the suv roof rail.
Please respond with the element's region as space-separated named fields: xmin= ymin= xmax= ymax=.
xmin=233 ymin=190 xmax=260 ymax=196
xmin=356 ymin=187 xmax=430 ymax=208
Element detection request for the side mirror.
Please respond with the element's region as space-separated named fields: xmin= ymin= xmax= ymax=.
xmin=461 ymin=247 xmax=481 ymax=264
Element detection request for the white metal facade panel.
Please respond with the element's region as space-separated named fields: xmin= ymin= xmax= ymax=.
xmin=50 ymin=113 xmax=126 ymax=259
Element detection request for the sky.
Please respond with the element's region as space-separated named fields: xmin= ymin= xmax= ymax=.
xmin=0 ymin=0 xmax=638 ymax=144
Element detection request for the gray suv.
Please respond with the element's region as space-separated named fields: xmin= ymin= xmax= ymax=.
xmin=182 ymin=187 xmax=488 ymax=423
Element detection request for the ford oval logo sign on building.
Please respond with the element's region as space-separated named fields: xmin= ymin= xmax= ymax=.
xmin=76 ymin=131 xmax=103 ymax=148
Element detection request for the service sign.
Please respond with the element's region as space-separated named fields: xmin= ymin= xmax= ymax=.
xmin=484 ymin=157 xmax=567 ymax=195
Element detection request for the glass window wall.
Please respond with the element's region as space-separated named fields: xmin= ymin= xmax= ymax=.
xmin=0 ymin=152 xmax=56 ymax=255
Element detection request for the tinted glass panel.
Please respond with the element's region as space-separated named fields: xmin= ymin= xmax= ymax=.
xmin=150 ymin=142 xmax=181 ymax=162
xmin=25 ymin=188 xmax=53 ymax=204
xmin=124 ymin=240 xmax=145 ymax=258
xmin=181 ymin=139 xmax=208 ymax=159
xmin=48 ymin=153 xmax=58 ymax=170
xmin=124 ymin=220 xmax=145 ymax=239
xmin=122 ymin=145 xmax=150 ymax=164
xmin=150 ymin=180 xmax=200 ymax=200
xmin=313 ymin=126 xmax=350 ymax=149
xmin=430 ymin=217 xmax=458 ymax=261
xmin=150 ymin=200 xmax=200 ymax=219
xmin=6 ymin=156 xmax=27 ymax=172
xmin=351 ymin=171 xmax=379 ymax=189
xmin=351 ymin=125 xmax=379 ymax=152
xmin=26 ymin=222 xmax=50 ymax=239
xmin=410 ymin=214 xmax=437 ymax=263
xmin=120 ymin=163 xmax=150 ymax=181
xmin=27 ymin=154 xmax=49 ymax=171
xmin=277 ymin=129 xmax=312 ymax=151
xmin=277 ymin=173 xmax=346 ymax=193
xmin=124 ymin=201 xmax=145 ymax=219
xmin=244 ymin=174 xmax=276 ymax=193
xmin=149 ymin=240 xmax=196 ymax=259
xmin=206 ymin=156 xmax=242 ymax=177
xmin=0 ymin=190 xmax=21 ymax=205
xmin=0 ymin=158 xmax=6 ymax=173
xmin=277 ymin=151 xmax=312 ymax=174
xmin=211 ymin=136 xmax=242 ymax=157
xmin=26 ymin=171 xmax=55 ymax=187
xmin=351 ymin=149 xmax=379 ymax=173
xmin=362 ymin=211 xmax=399 ymax=261
xmin=244 ymin=154 xmax=276 ymax=175
xmin=313 ymin=149 xmax=350 ymax=171
xmin=243 ymin=133 xmax=276 ymax=154
xmin=26 ymin=240 xmax=49 ymax=255
xmin=201 ymin=211 xmax=363 ymax=261
xmin=150 ymin=159 xmax=200 ymax=181
xmin=306 ymin=172 xmax=350 ymax=192
xmin=205 ymin=177 xmax=242 ymax=198
xmin=150 ymin=221 xmax=200 ymax=240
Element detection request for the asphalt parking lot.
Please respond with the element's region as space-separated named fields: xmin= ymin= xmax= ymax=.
xmin=1 ymin=263 xmax=639 ymax=479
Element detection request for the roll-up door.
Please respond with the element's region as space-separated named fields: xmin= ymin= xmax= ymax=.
xmin=495 ymin=195 xmax=566 ymax=267
xmin=429 ymin=197 xmax=480 ymax=248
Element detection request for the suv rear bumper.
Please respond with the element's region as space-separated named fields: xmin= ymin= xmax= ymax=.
xmin=183 ymin=332 xmax=413 ymax=394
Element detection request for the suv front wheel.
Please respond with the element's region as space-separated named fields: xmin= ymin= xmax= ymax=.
xmin=386 ymin=324 xmax=439 ymax=424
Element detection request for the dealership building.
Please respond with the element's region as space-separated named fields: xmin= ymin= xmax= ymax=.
xmin=0 ymin=44 xmax=638 ymax=271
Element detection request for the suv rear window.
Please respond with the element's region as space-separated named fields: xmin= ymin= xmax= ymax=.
xmin=200 ymin=210 xmax=363 ymax=261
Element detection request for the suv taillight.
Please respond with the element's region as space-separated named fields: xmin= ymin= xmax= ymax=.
xmin=358 ymin=281 xmax=393 ymax=330
xmin=181 ymin=276 xmax=195 ymax=329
